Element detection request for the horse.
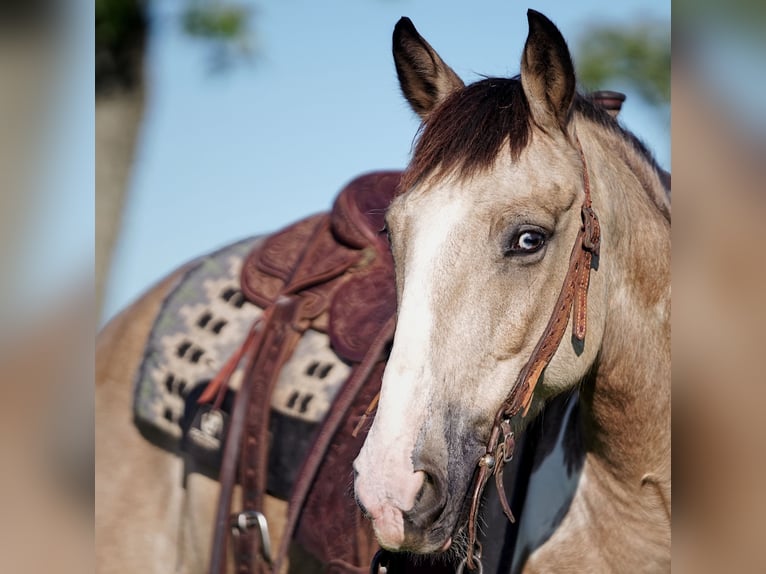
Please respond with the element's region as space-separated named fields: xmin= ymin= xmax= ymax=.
xmin=353 ymin=10 xmax=670 ymax=573
xmin=96 ymin=10 xmax=670 ymax=574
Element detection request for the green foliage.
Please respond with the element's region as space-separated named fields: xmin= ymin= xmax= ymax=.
xmin=182 ymin=2 xmax=249 ymax=40
xmin=96 ymin=0 xmax=253 ymax=88
xmin=181 ymin=1 xmax=253 ymax=71
xmin=577 ymin=22 xmax=670 ymax=107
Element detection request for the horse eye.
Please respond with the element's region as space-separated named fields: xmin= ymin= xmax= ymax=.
xmin=507 ymin=228 xmax=547 ymax=255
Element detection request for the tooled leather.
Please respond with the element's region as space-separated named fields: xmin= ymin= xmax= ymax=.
xmin=241 ymin=174 xmax=398 ymax=363
xmin=237 ymin=302 xmax=304 ymax=574
xmin=330 ymin=171 xmax=401 ymax=250
xmin=241 ymin=215 xmax=362 ymax=310
xmin=210 ymin=172 xmax=400 ymax=574
xmin=272 ymin=317 xmax=396 ymax=574
xmin=329 ymin=263 xmax=396 ymax=363
xmin=232 ymin=215 xmax=343 ymax=574
xmin=292 ymin=362 xmax=387 ymax=567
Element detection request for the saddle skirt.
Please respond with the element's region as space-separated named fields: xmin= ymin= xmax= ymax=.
xmin=241 ymin=170 xmax=398 ymax=363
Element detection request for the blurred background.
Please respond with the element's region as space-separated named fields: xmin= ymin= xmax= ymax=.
xmin=2 ymin=0 xmax=766 ymax=572
xmin=97 ymin=0 xmax=671 ymax=324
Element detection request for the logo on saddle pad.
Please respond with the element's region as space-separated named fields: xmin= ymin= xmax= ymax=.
xmin=189 ymin=405 xmax=228 ymax=451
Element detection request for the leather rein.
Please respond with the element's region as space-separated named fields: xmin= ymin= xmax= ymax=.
xmin=462 ymin=134 xmax=601 ymax=570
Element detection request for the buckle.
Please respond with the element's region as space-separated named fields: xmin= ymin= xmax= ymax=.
xmin=231 ymin=510 xmax=273 ymax=565
xmin=498 ymin=419 xmax=515 ymax=463
xmin=457 ymin=542 xmax=483 ymax=574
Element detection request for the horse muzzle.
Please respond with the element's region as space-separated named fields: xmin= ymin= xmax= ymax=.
xmin=353 ymin=456 xmax=460 ymax=553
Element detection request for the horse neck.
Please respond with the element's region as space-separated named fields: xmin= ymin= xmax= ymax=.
xmin=578 ymin=120 xmax=671 ymax=492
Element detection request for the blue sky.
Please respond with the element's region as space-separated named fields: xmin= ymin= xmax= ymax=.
xmin=102 ymin=0 xmax=670 ymax=322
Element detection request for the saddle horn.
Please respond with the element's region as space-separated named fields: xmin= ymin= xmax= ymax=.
xmin=590 ymin=90 xmax=626 ymax=118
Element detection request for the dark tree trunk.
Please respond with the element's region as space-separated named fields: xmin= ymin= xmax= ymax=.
xmin=95 ymin=0 xmax=147 ymax=316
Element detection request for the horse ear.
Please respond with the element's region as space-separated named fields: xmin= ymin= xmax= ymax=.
xmin=520 ymin=10 xmax=576 ymax=132
xmin=393 ymin=17 xmax=465 ymax=119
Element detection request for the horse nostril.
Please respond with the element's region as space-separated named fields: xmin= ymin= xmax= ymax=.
xmin=408 ymin=468 xmax=447 ymax=528
xmin=421 ymin=471 xmax=438 ymax=496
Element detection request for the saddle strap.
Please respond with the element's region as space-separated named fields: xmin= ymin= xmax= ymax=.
xmin=207 ymin=297 xmax=306 ymax=574
xmin=271 ymin=315 xmax=397 ymax=574
xmin=208 ymin=215 xmax=396 ymax=573
xmin=235 ymin=299 xmax=306 ymax=574
xmin=209 ymin=218 xmax=329 ymax=574
xmin=207 ymin=306 xmax=274 ymax=574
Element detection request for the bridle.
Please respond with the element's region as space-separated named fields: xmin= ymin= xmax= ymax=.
xmin=462 ymin=133 xmax=601 ymax=570
xmin=370 ymin=134 xmax=600 ymax=574
xmin=370 ymin=132 xmax=600 ymax=574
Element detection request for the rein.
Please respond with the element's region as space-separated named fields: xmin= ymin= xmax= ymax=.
xmin=463 ymin=134 xmax=601 ymax=569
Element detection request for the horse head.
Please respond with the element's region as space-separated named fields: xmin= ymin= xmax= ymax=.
xmin=354 ymin=10 xmax=670 ymax=557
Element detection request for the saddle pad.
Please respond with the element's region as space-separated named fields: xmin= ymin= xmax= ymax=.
xmin=132 ymin=236 xmax=354 ymax=497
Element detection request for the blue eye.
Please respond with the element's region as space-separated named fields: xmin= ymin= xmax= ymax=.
xmin=506 ymin=228 xmax=548 ymax=255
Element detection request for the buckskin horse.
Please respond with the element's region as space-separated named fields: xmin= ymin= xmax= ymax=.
xmin=96 ymin=10 xmax=670 ymax=574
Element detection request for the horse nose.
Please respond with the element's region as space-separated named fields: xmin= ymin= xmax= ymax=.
xmin=353 ymin=462 xmax=427 ymax=549
xmin=405 ymin=464 xmax=448 ymax=529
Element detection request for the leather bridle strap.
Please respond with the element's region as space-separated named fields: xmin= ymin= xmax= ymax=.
xmin=464 ymin=135 xmax=601 ymax=569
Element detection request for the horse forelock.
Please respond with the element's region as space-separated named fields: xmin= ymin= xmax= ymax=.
xmin=399 ymin=77 xmax=532 ymax=195
xmin=398 ymin=78 xmax=670 ymax=225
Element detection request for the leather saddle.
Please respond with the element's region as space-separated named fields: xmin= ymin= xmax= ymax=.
xmin=207 ymin=171 xmax=400 ymax=574
xmin=241 ymin=170 xmax=398 ymax=363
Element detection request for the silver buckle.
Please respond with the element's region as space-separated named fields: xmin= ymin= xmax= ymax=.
xmin=457 ymin=542 xmax=483 ymax=574
xmin=231 ymin=510 xmax=273 ymax=565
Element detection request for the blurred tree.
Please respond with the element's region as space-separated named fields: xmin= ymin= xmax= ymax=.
xmin=576 ymin=21 xmax=670 ymax=108
xmin=96 ymin=0 xmax=251 ymax=94
xmin=181 ymin=0 xmax=253 ymax=72
xmin=95 ymin=0 xmax=147 ymax=93
xmin=183 ymin=1 xmax=248 ymax=40
xmin=96 ymin=0 xmax=146 ymax=317
xmin=95 ymin=0 xmax=251 ymax=318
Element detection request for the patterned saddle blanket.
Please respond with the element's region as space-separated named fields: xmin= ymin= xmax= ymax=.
xmin=131 ymin=234 xmax=347 ymax=494
xmin=132 ymin=173 xmax=398 ymax=574
xmin=133 ymin=172 xmax=399 ymax=501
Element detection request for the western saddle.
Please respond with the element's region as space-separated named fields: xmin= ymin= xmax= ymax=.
xmin=202 ymin=171 xmax=399 ymax=574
